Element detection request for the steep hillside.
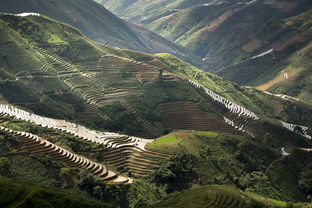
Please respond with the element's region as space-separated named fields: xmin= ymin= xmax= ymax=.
xmin=0 ymin=111 xmax=169 ymax=207
xmin=146 ymin=130 xmax=312 ymax=201
xmin=99 ymin=0 xmax=312 ymax=103
xmin=0 ymin=0 xmax=198 ymax=63
xmin=1 ymin=13 xmax=312 ymax=140
xmin=0 ymin=177 xmax=112 ymax=208
xmin=217 ymin=9 xmax=312 ymax=104
xmin=95 ymin=0 xmax=209 ymax=25
xmin=145 ymin=0 xmax=311 ymax=68
xmin=1 ymin=12 xmax=312 ymax=206
xmin=153 ymin=185 xmax=284 ymax=208
xmin=218 ymin=39 xmax=312 ymax=104
xmin=153 ymin=185 xmax=312 ymax=208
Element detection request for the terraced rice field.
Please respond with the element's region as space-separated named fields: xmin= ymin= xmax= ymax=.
xmin=153 ymin=185 xmax=269 ymax=208
xmin=102 ymin=146 xmax=171 ymax=176
xmin=0 ymin=126 xmax=131 ymax=184
xmin=160 ymin=101 xmax=241 ymax=134
xmin=0 ymin=104 xmax=173 ymax=178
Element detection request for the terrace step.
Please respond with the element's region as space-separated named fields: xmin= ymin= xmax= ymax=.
xmin=161 ymin=101 xmax=241 ymax=134
xmin=0 ymin=104 xmax=172 ymax=178
xmin=0 ymin=126 xmax=132 ymax=184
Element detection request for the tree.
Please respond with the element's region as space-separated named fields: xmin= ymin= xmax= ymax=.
xmin=0 ymin=157 xmax=11 ymax=176
xmin=299 ymin=168 xmax=312 ymax=196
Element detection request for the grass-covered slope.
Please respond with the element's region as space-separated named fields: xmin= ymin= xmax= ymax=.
xmin=0 ymin=177 xmax=112 ymax=208
xmin=0 ymin=12 xmax=312 ymax=140
xmin=99 ymin=0 xmax=312 ymax=103
xmin=215 ymin=8 xmax=312 ymax=104
xmin=0 ymin=115 xmax=169 ymax=207
xmin=0 ymin=13 xmax=216 ymax=138
xmin=155 ymin=53 xmax=312 ymax=129
xmin=1 ymin=10 xmax=312 ymax=206
xmin=147 ymin=130 xmax=312 ymax=202
xmin=153 ymin=185 xmax=285 ymax=208
xmin=0 ymin=0 xmax=197 ymax=62
xmin=154 ymin=185 xmax=312 ymax=208
xmin=147 ymin=0 xmax=311 ymax=68
xmin=0 ymin=13 xmax=99 ymax=119
xmin=95 ymin=0 xmax=208 ymax=25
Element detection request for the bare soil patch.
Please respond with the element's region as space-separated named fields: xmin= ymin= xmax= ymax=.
xmin=243 ymin=38 xmax=262 ymax=52
xmin=263 ymin=0 xmax=298 ymax=12
xmin=275 ymin=26 xmax=312 ymax=52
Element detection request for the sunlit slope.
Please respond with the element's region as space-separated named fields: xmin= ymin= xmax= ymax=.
xmin=1 ymin=13 xmax=312 ymax=140
xmin=98 ymin=0 xmax=312 ymax=103
xmin=145 ymin=1 xmax=312 ymax=104
xmin=0 ymin=0 xmax=196 ymax=62
xmin=0 ymin=177 xmax=112 ymax=208
xmin=147 ymin=0 xmax=311 ymax=68
xmin=215 ymin=8 xmax=312 ymax=104
xmin=153 ymin=185 xmax=284 ymax=208
xmin=96 ymin=0 xmax=209 ymax=25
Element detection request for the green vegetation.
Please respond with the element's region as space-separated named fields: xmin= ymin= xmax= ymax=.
xmin=0 ymin=6 xmax=312 ymax=207
xmin=0 ymin=117 xmax=312 ymax=206
xmin=1 ymin=11 xmax=311 ymax=139
xmin=0 ymin=0 xmax=196 ymax=62
xmin=156 ymin=53 xmax=312 ymax=128
xmin=146 ymin=131 xmax=218 ymax=153
xmin=0 ymin=177 xmax=112 ymax=208
xmin=156 ymin=185 xmax=312 ymax=207
xmin=147 ymin=130 xmax=312 ymax=201
xmin=0 ymin=117 xmax=168 ymax=208
xmin=153 ymin=185 xmax=283 ymax=208
xmin=96 ymin=0 xmax=208 ymax=25
xmin=100 ymin=0 xmax=312 ymax=103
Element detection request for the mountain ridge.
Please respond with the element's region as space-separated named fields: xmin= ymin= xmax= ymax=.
xmin=0 ymin=0 xmax=200 ymax=65
xmin=0 ymin=9 xmax=312 ymax=207
xmin=98 ymin=0 xmax=312 ymax=104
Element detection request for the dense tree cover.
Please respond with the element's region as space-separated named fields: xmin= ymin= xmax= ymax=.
xmin=147 ymin=132 xmax=312 ymax=202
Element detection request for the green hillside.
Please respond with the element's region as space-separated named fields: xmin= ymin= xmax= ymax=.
xmin=217 ymin=9 xmax=312 ymax=104
xmin=153 ymin=185 xmax=285 ymax=208
xmin=146 ymin=0 xmax=311 ymax=68
xmin=145 ymin=130 xmax=312 ymax=201
xmin=0 ymin=0 xmax=198 ymax=64
xmin=0 ymin=11 xmax=312 ymax=206
xmin=153 ymin=185 xmax=312 ymax=208
xmin=95 ymin=0 xmax=209 ymax=25
xmin=0 ymin=177 xmax=112 ymax=208
xmin=155 ymin=53 xmax=312 ymax=129
xmin=1 ymin=13 xmax=312 ymax=138
xmin=99 ymin=0 xmax=312 ymax=103
xmin=0 ymin=113 xmax=169 ymax=207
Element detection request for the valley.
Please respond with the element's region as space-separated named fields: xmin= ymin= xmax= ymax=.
xmin=99 ymin=0 xmax=312 ymax=104
xmin=0 ymin=0 xmax=311 ymax=207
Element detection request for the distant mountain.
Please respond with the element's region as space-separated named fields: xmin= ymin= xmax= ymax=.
xmin=1 ymin=12 xmax=311 ymax=137
xmin=0 ymin=0 xmax=198 ymax=64
xmin=144 ymin=0 xmax=311 ymax=68
xmin=95 ymin=0 xmax=209 ymax=25
xmin=1 ymin=11 xmax=312 ymax=205
xmin=98 ymin=0 xmax=312 ymax=104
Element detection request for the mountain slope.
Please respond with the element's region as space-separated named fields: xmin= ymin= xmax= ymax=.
xmin=153 ymin=185 xmax=283 ymax=208
xmin=99 ymin=0 xmax=312 ymax=103
xmin=95 ymin=0 xmax=209 ymax=25
xmin=145 ymin=0 xmax=311 ymax=68
xmin=0 ymin=0 xmax=198 ymax=64
xmin=0 ymin=177 xmax=112 ymax=208
xmin=216 ymin=9 xmax=312 ymax=104
xmin=1 ymin=13 xmax=312 ymax=139
xmin=1 ymin=12 xmax=312 ymax=205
